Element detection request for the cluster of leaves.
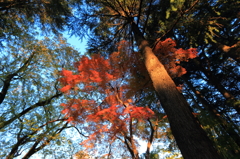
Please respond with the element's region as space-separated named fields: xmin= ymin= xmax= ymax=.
xmin=0 ymin=0 xmax=79 ymax=42
xmin=59 ymin=38 xmax=199 ymax=158
xmin=59 ymin=42 xmax=155 ymax=157
xmin=1 ymin=0 xmax=239 ymax=158
xmin=70 ymin=0 xmax=240 ymax=158
xmin=162 ymin=1 xmax=240 ymax=158
xmin=153 ymin=38 xmax=198 ymax=78
xmin=0 ymin=33 xmax=84 ymax=158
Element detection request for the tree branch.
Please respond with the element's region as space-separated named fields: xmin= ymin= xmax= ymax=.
xmin=152 ymin=0 xmax=200 ymax=50
xmin=0 ymin=92 xmax=62 ymax=130
xmin=0 ymin=52 xmax=35 ymax=104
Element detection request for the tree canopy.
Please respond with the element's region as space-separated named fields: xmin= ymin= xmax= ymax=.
xmin=1 ymin=0 xmax=239 ymax=159
xmin=0 ymin=31 xmax=85 ymax=158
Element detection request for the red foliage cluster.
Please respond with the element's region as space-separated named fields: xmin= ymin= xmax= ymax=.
xmin=59 ymin=39 xmax=198 ymax=151
xmin=153 ymin=38 xmax=198 ymax=77
xmin=59 ymin=54 xmax=120 ymax=93
xmin=59 ymin=43 xmax=155 ymax=150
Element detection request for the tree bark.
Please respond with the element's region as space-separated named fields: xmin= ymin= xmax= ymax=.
xmin=131 ymin=22 xmax=221 ymax=159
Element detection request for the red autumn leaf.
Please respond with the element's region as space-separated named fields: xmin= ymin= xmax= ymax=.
xmin=61 ymin=69 xmax=73 ymax=76
xmin=169 ymin=65 xmax=187 ymax=77
xmin=59 ymin=85 xmax=72 ymax=93
xmin=61 ymin=108 xmax=69 ymax=114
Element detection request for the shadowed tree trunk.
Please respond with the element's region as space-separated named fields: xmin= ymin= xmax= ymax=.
xmin=192 ymin=58 xmax=240 ymax=114
xmin=131 ymin=21 xmax=221 ymax=159
xmin=183 ymin=76 xmax=240 ymax=152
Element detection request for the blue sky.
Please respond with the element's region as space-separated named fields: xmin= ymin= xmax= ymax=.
xmin=64 ymin=34 xmax=87 ymax=55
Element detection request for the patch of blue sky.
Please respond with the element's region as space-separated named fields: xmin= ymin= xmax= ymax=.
xmin=63 ymin=33 xmax=87 ymax=55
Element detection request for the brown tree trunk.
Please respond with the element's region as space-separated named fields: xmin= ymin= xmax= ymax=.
xmin=145 ymin=119 xmax=155 ymax=159
xmin=131 ymin=22 xmax=221 ymax=159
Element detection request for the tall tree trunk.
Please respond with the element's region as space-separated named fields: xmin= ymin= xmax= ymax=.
xmin=131 ymin=22 xmax=221 ymax=159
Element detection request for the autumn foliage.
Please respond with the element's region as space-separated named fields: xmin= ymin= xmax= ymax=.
xmin=153 ymin=38 xmax=198 ymax=77
xmin=59 ymin=39 xmax=197 ymax=154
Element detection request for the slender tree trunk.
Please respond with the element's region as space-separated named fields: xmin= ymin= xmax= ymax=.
xmin=131 ymin=22 xmax=221 ymax=159
xmin=124 ymin=137 xmax=135 ymax=159
xmin=129 ymin=116 xmax=139 ymax=159
xmin=193 ymin=59 xmax=240 ymax=114
xmin=145 ymin=119 xmax=155 ymax=159
xmin=184 ymin=77 xmax=240 ymax=152
xmin=22 ymin=122 xmax=67 ymax=159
